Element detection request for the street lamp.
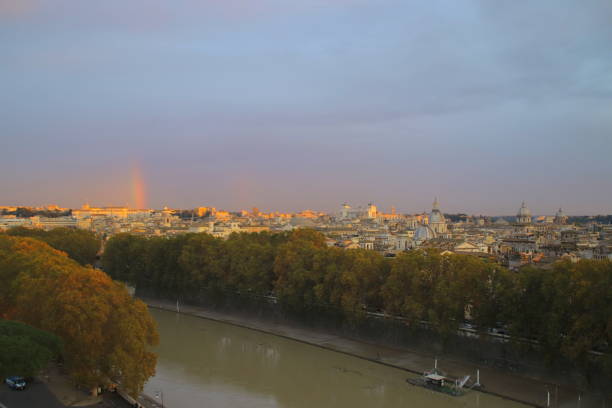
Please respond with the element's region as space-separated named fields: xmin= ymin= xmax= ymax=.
xmin=155 ymin=390 xmax=164 ymax=408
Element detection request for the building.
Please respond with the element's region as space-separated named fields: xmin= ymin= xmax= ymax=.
xmin=554 ymin=208 xmax=568 ymax=225
xmin=516 ymin=202 xmax=532 ymax=225
xmin=367 ymin=203 xmax=378 ymax=219
xmin=26 ymin=216 xmax=76 ymax=230
xmin=73 ymin=204 xmax=153 ymax=219
xmin=429 ymin=197 xmax=448 ymax=235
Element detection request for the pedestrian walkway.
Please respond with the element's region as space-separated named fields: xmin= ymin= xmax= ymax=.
xmin=40 ymin=365 xmax=102 ymax=407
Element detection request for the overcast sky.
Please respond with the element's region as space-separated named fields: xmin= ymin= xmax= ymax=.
xmin=1 ymin=0 xmax=611 ymax=214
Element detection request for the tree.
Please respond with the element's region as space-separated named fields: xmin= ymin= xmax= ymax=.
xmin=340 ymin=249 xmax=388 ymax=316
xmin=508 ymin=260 xmax=612 ymax=373
xmin=144 ymin=235 xmax=191 ymax=295
xmin=225 ymin=232 xmax=277 ymax=296
xmin=0 ymin=320 xmax=62 ymax=378
xmin=0 ymin=235 xmax=158 ymax=395
xmin=7 ymin=227 xmax=100 ymax=266
xmin=101 ymin=233 xmax=148 ymax=284
xmin=273 ymin=229 xmax=329 ymax=312
xmin=178 ymin=233 xmax=228 ymax=296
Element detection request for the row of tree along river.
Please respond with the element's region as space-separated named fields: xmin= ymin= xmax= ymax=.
xmin=102 ymin=229 xmax=611 ymax=384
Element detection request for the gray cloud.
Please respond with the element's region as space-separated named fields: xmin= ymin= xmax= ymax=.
xmin=1 ymin=0 xmax=611 ymax=213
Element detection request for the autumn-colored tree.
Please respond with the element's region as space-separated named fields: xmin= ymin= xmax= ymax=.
xmin=6 ymin=227 xmax=100 ymax=266
xmin=0 ymin=235 xmax=158 ymax=395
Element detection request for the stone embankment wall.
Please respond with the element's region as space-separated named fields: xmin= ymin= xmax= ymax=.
xmin=136 ymin=288 xmax=608 ymax=392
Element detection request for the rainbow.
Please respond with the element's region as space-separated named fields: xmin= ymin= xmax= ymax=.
xmin=131 ymin=162 xmax=147 ymax=209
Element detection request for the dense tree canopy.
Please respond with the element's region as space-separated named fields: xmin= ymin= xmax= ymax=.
xmin=101 ymin=229 xmax=612 ymax=377
xmin=0 ymin=235 xmax=158 ymax=394
xmin=6 ymin=227 xmax=100 ymax=266
xmin=508 ymin=261 xmax=612 ymax=370
xmin=0 ymin=320 xmax=63 ymax=378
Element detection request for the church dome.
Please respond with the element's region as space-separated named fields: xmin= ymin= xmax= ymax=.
xmin=430 ymin=211 xmax=445 ymax=224
xmin=429 ymin=197 xmax=446 ymax=224
xmin=414 ymin=225 xmax=436 ymax=241
xmin=495 ymin=217 xmax=509 ymax=225
xmin=517 ymin=201 xmax=531 ymax=217
xmin=555 ymin=207 xmax=567 ymax=224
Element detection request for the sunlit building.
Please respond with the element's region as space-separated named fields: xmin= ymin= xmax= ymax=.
xmin=72 ymin=204 xmax=153 ymax=219
xmin=367 ymin=203 xmax=378 ymax=219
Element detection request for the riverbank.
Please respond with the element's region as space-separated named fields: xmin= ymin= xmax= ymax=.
xmin=143 ymin=297 xmax=604 ymax=408
xmin=38 ymin=365 xmax=161 ymax=408
xmin=39 ymin=365 xmax=101 ymax=407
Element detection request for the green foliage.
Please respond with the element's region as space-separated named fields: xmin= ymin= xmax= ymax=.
xmin=101 ymin=233 xmax=149 ymax=285
xmin=225 ymin=232 xmax=282 ymax=296
xmin=1 ymin=208 xmax=71 ymax=218
xmin=179 ymin=233 xmax=228 ymax=294
xmin=508 ymin=261 xmax=612 ymax=369
xmin=0 ymin=320 xmax=63 ymax=378
xmin=6 ymin=227 xmax=100 ymax=266
xmin=100 ymin=229 xmax=612 ymax=376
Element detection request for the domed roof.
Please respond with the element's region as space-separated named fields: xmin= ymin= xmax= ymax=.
xmin=517 ymin=201 xmax=531 ymax=217
xmin=414 ymin=225 xmax=436 ymax=241
xmin=429 ymin=197 xmax=446 ymax=224
xmin=555 ymin=207 xmax=564 ymax=218
xmin=430 ymin=211 xmax=445 ymax=224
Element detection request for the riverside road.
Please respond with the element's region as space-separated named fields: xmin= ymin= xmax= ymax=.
xmin=0 ymin=381 xmax=64 ymax=408
xmin=0 ymin=382 xmax=138 ymax=408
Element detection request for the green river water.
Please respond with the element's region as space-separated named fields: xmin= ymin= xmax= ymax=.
xmin=143 ymin=308 xmax=528 ymax=408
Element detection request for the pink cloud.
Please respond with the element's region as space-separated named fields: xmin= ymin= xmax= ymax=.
xmin=0 ymin=0 xmax=39 ymax=18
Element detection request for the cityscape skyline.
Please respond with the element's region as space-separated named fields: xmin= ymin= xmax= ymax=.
xmin=1 ymin=198 xmax=608 ymax=217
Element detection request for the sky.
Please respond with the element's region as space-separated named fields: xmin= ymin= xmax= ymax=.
xmin=1 ymin=0 xmax=611 ymax=215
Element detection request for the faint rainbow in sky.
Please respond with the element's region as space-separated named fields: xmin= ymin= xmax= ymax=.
xmin=131 ymin=162 xmax=147 ymax=209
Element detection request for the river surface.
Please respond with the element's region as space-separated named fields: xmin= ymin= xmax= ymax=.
xmin=144 ymin=308 xmax=527 ymax=408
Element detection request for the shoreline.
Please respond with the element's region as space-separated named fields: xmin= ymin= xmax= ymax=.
xmin=143 ymin=297 xmax=601 ymax=408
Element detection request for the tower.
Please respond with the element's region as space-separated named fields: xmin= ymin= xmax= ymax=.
xmin=554 ymin=208 xmax=568 ymax=225
xmin=341 ymin=203 xmax=351 ymax=219
xmin=367 ymin=203 xmax=378 ymax=219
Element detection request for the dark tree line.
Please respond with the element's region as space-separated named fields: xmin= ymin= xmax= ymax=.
xmin=102 ymin=229 xmax=612 ymax=376
xmin=4 ymin=227 xmax=100 ymax=266
xmin=0 ymin=320 xmax=63 ymax=378
xmin=1 ymin=208 xmax=71 ymax=218
xmin=568 ymin=215 xmax=612 ymax=225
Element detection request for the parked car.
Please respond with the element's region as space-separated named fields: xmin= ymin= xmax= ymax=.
xmin=5 ymin=376 xmax=27 ymax=390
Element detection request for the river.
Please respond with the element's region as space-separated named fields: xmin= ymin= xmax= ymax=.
xmin=144 ymin=308 xmax=528 ymax=408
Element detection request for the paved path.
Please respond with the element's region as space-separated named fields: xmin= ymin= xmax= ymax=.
xmin=0 ymin=381 xmax=65 ymax=408
xmin=143 ymin=297 xmax=610 ymax=408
